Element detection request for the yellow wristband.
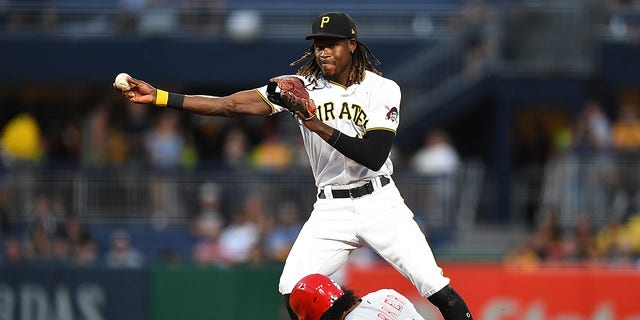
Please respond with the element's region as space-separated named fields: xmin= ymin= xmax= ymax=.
xmin=155 ymin=89 xmax=169 ymax=107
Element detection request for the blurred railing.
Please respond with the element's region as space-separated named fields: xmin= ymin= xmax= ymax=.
xmin=538 ymin=151 xmax=640 ymax=229
xmin=0 ymin=164 xmax=484 ymax=230
xmin=9 ymin=151 xmax=640 ymax=233
xmin=7 ymin=153 xmax=639 ymax=234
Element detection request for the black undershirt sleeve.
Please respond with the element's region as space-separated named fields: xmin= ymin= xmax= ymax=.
xmin=327 ymin=129 xmax=395 ymax=171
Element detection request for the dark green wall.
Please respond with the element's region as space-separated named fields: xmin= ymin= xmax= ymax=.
xmin=150 ymin=265 xmax=286 ymax=320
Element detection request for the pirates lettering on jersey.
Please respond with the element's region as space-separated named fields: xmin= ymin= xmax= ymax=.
xmin=316 ymin=101 xmax=369 ymax=128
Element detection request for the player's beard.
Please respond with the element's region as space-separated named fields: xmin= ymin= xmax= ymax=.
xmin=320 ymin=62 xmax=336 ymax=77
xmin=319 ymin=62 xmax=345 ymax=83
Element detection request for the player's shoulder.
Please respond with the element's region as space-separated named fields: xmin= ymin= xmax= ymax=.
xmin=363 ymin=71 xmax=400 ymax=91
xmin=360 ymin=288 xmax=403 ymax=302
xmin=364 ymin=70 xmax=397 ymax=84
xmin=371 ymin=288 xmax=403 ymax=296
xmin=373 ymin=289 xmax=414 ymax=306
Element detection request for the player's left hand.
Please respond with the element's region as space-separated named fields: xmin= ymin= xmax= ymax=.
xmin=267 ymin=76 xmax=316 ymax=120
xmin=113 ymin=76 xmax=156 ymax=105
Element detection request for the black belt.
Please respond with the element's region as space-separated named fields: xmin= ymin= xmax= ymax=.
xmin=318 ymin=176 xmax=390 ymax=199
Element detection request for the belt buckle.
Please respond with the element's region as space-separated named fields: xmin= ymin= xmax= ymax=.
xmin=349 ymin=182 xmax=370 ymax=198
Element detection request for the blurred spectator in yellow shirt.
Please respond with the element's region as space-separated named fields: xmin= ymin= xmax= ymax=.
xmin=612 ymin=106 xmax=640 ymax=152
xmin=1 ymin=113 xmax=43 ymax=166
xmin=248 ymin=124 xmax=292 ymax=171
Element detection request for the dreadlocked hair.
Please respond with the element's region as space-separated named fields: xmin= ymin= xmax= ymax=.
xmin=290 ymin=39 xmax=382 ymax=86
xmin=319 ymin=290 xmax=359 ymax=320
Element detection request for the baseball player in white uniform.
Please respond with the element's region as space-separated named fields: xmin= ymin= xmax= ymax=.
xmin=114 ymin=11 xmax=473 ymax=320
xmin=290 ymin=273 xmax=426 ymax=320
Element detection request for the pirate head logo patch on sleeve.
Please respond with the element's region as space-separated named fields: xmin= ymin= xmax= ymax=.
xmin=386 ymin=107 xmax=398 ymax=122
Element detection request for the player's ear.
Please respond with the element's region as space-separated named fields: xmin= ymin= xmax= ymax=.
xmin=348 ymin=39 xmax=357 ymax=54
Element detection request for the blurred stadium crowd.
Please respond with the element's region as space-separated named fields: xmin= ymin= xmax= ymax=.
xmin=0 ymin=180 xmax=308 ymax=268
xmin=2 ymin=0 xmax=640 ymax=270
xmin=0 ymin=96 xmax=461 ymax=268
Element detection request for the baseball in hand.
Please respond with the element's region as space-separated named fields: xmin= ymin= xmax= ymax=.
xmin=114 ymin=73 xmax=131 ymax=90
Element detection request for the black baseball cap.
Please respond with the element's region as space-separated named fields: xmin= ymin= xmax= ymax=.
xmin=305 ymin=12 xmax=357 ymax=40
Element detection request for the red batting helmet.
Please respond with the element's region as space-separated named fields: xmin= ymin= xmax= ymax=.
xmin=289 ymin=274 xmax=345 ymax=320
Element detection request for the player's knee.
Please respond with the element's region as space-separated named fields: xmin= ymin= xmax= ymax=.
xmin=428 ymin=285 xmax=458 ymax=308
xmin=428 ymin=285 xmax=473 ymax=319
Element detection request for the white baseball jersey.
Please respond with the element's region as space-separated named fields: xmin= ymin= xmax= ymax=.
xmin=256 ymin=71 xmax=450 ymax=301
xmin=257 ymin=71 xmax=399 ymax=188
xmin=347 ymin=289 xmax=426 ymax=320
